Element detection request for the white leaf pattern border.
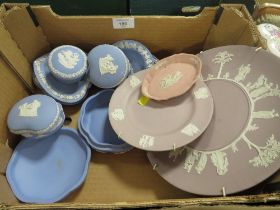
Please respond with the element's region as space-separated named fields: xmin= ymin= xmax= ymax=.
xmin=169 ymin=51 xmax=280 ymax=176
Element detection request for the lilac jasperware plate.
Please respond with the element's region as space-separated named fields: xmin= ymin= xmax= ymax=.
xmin=147 ymin=45 xmax=280 ymax=195
xmin=6 ymin=128 xmax=91 ymax=203
xmin=109 ymin=71 xmax=214 ymax=152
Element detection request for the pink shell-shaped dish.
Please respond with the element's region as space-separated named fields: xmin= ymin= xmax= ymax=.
xmin=142 ymin=53 xmax=202 ymax=100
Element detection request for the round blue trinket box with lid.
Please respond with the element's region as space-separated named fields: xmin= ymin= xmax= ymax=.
xmin=48 ymin=45 xmax=88 ymax=84
xmin=88 ymin=44 xmax=131 ymax=88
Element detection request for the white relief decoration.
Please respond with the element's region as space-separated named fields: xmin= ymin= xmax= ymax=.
xmin=234 ymin=64 xmax=251 ymax=82
xmin=13 ymin=102 xmax=61 ymax=136
xmin=248 ymin=135 xmax=280 ymax=167
xmin=212 ymin=51 xmax=234 ymax=78
xmin=246 ymin=75 xmax=280 ymax=102
xmin=111 ymin=109 xmax=125 ymax=121
xmin=139 ymin=135 xmax=154 ymax=148
xmin=18 ymin=100 xmax=41 ymax=117
xmin=160 ymin=71 xmax=183 ymax=89
xmin=99 ymin=54 xmax=118 ymax=75
xmin=252 ymin=110 xmax=279 ymax=119
xmin=210 ymin=151 xmax=229 ymax=175
xmin=184 ymin=149 xmax=198 ymax=173
xmin=194 ymin=87 xmax=209 ymax=99
xmin=181 ymin=123 xmax=200 ymax=137
xmin=168 ymin=50 xmax=280 ymax=176
xmin=130 ymin=76 xmax=141 ymax=88
xmin=58 ymin=50 xmax=80 ymax=69
xmin=231 ymin=142 xmax=239 ymax=153
xmin=195 ymin=152 xmax=208 ymax=174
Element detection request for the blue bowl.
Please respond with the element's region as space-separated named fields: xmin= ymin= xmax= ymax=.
xmin=78 ymin=89 xmax=133 ymax=153
xmin=33 ymin=55 xmax=91 ymax=105
xmin=113 ymin=40 xmax=157 ymax=74
xmin=6 ymin=127 xmax=91 ymax=204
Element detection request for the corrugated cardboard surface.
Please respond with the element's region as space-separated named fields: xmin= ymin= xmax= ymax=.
xmin=0 ymin=3 xmax=278 ymax=209
xmin=0 ymin=54 xmax=29 ymax=146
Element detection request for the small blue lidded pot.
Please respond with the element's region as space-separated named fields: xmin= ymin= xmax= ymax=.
xmin=88 ymin=44 xmax=131 ymax=88
xmin=48 ymin=45 xmax=88 ymax=84
xmin=7 ymin=94 xmax=65 ymax=137
xmin=33 ymin=54 xmax=91 ymax=105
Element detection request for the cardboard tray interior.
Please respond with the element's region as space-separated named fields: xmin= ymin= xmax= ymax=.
xmin=0 ymin=3 xmax=279 ymax=209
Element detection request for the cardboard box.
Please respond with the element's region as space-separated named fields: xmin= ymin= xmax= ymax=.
xmin=0 ymin=3 xmax=279 ymax=209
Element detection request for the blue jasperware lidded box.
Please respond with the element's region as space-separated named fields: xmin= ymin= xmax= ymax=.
xmin=88 ymin=44 xmax=131 ymax=88
xmin=33 ymin=55 xmax=91 ymax=105
xmin=48 ymin=45 xmax=88 ymax=84
xmin=7 ymin=94 xmax=65 ymax=137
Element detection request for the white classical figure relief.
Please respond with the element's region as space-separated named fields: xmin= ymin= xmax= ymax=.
xmin=210 ymin=151 xmax=229 ymax=175
xmin=111 ymin=109 xmax=125 ymax=121
xmin=139 ymin=135 xmax=154 ymax=148
xmin=168 ymin=51 xmax=280 ymax=176
xmin=160 ymin=71 xmax=183 ymax=89
xmin=181 ymin=123 xmax=200 ymax=137
xmin=18 ymin=100 xmax=41 ymax=117
xmin=58 ymin=50 xmax=80 ymax=69
xmin=194 ymin=87 xmax=209 ymax=99
xmin=99 ymin=54 xmax=118 ymax=75
xmin=130 ymin=76 xmax=141 ymax=88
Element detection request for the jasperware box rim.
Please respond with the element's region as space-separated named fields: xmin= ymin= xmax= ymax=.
xmin=0 ymin=3 xmax=278 ymax=209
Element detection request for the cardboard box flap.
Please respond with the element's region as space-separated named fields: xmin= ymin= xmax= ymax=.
xmin=0 ymin=55 xmax=29 ymax=145
xmin=204 ymin=5 xmax=263 ymax=49
xmin=1 ymin=4 xmax=50 ymax=63
xmin=0 ymin=23 xmax=33 ymax=90
xmin=31 ymin=5 xmax=217 ymax=55
xmin=0 ymin=175 xmax=18 ymax=204
xmin=0 ymin=145 xmax=12 ymax=174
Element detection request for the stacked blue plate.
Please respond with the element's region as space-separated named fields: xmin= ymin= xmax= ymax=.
xmin=78 ymin=89 xmax=133 ymax=153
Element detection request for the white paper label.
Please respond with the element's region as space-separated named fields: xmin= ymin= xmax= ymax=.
xmin=112 ymin=18 xmax=135 ymax=29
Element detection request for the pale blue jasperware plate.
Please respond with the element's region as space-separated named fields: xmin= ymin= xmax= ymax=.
xmin=113 ymin=40 xmax=157 ymax=73
xmin=6 ymin=127 xmax=91 ymax=203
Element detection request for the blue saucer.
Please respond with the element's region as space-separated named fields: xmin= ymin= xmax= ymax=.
xmin=78 ymin=89 xmax=133 ymax=153
xmin=6 ymin=127 xmax=91 ymax=204
xmin=113 ymin=40 xmax=157 ymax=73
xmin=33 ymin=55 xmax=91 ymax=105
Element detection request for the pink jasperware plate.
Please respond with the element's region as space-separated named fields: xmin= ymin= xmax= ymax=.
xmin=147 ymin=45 xmax=280 ymax=196
xmin=141 ymin=53 xmax=202 ymax=100
xmin=109 ymin=71 xmax=214 ymax=152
